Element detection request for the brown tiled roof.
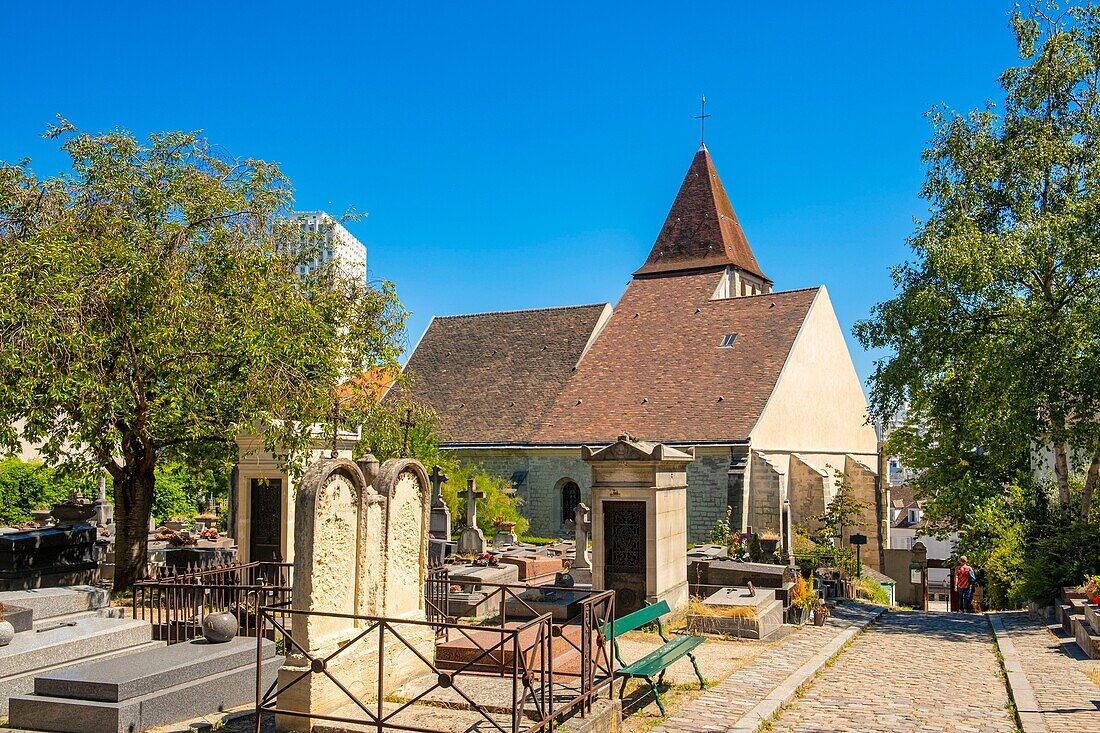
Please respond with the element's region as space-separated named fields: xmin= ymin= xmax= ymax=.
xmin=533 ymin=275 xmax=820 ymax=444
xmin=398 ymin=304 xmax=609 ymax=444
xmin=889 ymin=484 xmax=915 ymax=509
xmin=634 ymin=146 xmax=769 ymax=281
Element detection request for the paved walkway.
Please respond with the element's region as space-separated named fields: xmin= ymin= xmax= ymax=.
xmin=653 ymin=603 xmax=881 ymax=733
xmin=997 ymin=612 xmax=1100 ymax=733
xmin=768 ymin=612 xmax=1015 ymax=733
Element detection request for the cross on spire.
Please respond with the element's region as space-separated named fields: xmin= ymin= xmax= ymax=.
xmin=694 ymin=94 xmax=711 ymax=146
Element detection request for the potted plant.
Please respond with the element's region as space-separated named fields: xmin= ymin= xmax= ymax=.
xmin=812 ymin=600 xmax=830 ymax=626
xmin=1084 ymin=576 xmax=1100 ymax=605
xmin=787 ymin=574 xmax=815 ymax=625
xmin=0 ymin=603 xmax=14 ymax=647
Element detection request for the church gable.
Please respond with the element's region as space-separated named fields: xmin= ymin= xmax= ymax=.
xmin=400 ymin=303 xmax=611 ymax=444
xmin=748 ymin=286 xmax=878 ymax=455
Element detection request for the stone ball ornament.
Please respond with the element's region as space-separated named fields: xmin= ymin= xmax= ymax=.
xmin=0 ymin=619 xmax=14 ymax=647
xmin=201 ymin=612 xmax=239 ymax=643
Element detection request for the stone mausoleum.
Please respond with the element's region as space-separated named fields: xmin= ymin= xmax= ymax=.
xmin=398 ymin=145 xmax=884 ymax=564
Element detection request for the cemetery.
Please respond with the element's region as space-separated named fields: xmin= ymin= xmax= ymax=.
xmin=0 ymin=432 xmax=895 ymax=733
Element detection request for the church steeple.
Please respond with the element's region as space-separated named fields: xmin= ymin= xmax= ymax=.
xmin=634 ymin=146 xmax=770 ymax=283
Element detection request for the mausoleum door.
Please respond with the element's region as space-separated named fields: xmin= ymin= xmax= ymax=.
xmin=603 ymin=500 xmax=647 ymax=615
xmin=250 ymin=478 xmax=283 ymax=562
xmin=561 ymin=481 xmax=580 ymax=526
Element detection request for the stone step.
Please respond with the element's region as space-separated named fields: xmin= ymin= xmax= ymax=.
xmin=0 ymin=617 xmax=152 ymax=680
xmin=1082 ymin=601 xmax=1100 ymax=634
xmin=0 ymin=585 xmax=110 ymax=621
xmin=32 ymin=606 xmax=126 ymax=629
xmin=0 ymin=641 xmax=165 ymax=716
xmin=8 ymin=651 xmax=284 ymax=733
xmin=1072 ymin=615 xmax=1100 ymax=660
xmin=34 ymin=636 xmax=272 ymax=702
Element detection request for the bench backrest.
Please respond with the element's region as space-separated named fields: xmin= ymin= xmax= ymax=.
xmin=605 ymin=600 xmax=670 ymax=640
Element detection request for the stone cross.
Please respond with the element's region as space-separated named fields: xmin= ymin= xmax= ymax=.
xmin=457 ymin=478 xmax=487 ymax=555
xmin=573 ymin=502 xmax=592 ymax=572
xmin=429 ymin=465 xmax=449 ymax=503
xmin=464 ymin=479 xmax=485 ymax=529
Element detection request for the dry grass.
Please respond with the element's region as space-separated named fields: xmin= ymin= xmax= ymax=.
xmin=687 ymin=597 xmax=758 ymax=619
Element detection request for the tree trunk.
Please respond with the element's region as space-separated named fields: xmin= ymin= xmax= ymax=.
xmin=1053 ymin=441 xmax=1073 ymax=521
xmin=1082 ymin=438 xmax=1100 ymax=523
xmin=113 ymin=462 xmax=156 ymax=592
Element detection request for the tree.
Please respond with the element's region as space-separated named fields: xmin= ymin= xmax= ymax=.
xmin=814 ymin=471 xmax=868 ymax=547
xmin=0 ymin=122 xmax=406 ymax=590
xmin=856 ymin=3 xmax=1100 ymax=524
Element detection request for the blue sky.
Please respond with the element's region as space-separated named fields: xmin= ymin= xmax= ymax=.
xmin=0 ymin=2 xmax=1022 ymax=388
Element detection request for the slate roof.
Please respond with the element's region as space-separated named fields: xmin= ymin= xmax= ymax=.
xmin=534 ymin=276 xmax=819 ymax=444
xmin=634 ymin=146 xmax=769 ymax=281
xmin=399 ymin=304 xmax=610 ymax=444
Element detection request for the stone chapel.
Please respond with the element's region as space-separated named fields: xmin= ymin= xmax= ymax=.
xmin=398 ymin=146 xmax=885 ymax=565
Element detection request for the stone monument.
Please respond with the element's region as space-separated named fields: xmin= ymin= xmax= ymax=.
xmin=275 ymin=454 xmax=434 ymax=731
xmin=583 ymin=433 xmax=692 ymax=616
xmin=93 ymin=473 xmax=113 ymax=528
xmin=456 ymin=479 xmax=487 ymax=556
xmin=570 ymin=503 xmax=592 ymax=585
xmin=428 ymin=465 xmax=452 ymax=541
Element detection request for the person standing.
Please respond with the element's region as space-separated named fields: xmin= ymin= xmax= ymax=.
xmin=955 ymin=556 xmax=976 ymax=612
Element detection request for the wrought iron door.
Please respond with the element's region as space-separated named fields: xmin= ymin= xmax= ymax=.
xmin=603 ymin=501 xmax=647 ymax=615
xmin=249 ymin=478 xmax=283 ymax=562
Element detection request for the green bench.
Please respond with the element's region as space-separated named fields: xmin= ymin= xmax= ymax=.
xmin=604 ymin=600 xmax=706 ymax=715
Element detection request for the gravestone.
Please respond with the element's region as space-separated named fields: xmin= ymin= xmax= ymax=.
xmin=456 ymin=479 xmax=487 ymax=555
xmin=428 ymin=465 xmax=452 ymax=542
xmin=584 ymin=434 xmax=692 ymax=617
xmin=0 ymin=525 xmax=100 ymax=591
xmin=275 ymin=454 xmax=434 ymax=732
xmin=93 ymin=474 xmax=113 ymax=528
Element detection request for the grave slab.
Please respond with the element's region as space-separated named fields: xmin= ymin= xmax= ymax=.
xmin=498 ymin=554 xmax=561 ymax=580
xmin=0 ymin=616 xmax=153 ymax=679
xmin=33 ymin=637 xmax=264 ymax=702
xmin=685 ymin=586 xmax=784 ymax=640
xmin=0 ymin=585 xmax=110 ymax=620
xmin=706 ymin=560 xmax=790 ymax=589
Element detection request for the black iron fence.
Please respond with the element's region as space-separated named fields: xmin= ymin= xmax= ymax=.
xmin=256 ymin=588 xmax=615 ymax=733
xmin=133 ymin=561 xmax=293 ymax=645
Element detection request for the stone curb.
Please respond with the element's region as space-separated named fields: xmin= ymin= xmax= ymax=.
xmin=724 ymin=605 xmax=887 ymax=733
xmin=988 ymin=613 xmax=1050 ymax=733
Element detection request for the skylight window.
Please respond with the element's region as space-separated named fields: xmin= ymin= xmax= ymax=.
xmin=720 ymin=333 xmax=738 ymax=348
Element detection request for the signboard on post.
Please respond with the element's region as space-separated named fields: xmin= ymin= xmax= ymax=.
xmin=849 ymin=533 xmax=867 ymax=578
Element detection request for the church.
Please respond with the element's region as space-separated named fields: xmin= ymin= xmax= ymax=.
xmin=401 ymin=146 xmax=885 ymax=564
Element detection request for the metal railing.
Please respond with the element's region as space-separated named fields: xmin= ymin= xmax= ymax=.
xmin=132 ymin=561 xmax=292 ymax=645
xmin=255 ymin=588 xmax=615 ymax=733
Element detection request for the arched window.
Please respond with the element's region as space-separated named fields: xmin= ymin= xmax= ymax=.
xmin=561 ymin=481 xmax=581 ymax=526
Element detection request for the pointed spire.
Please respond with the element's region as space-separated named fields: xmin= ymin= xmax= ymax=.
xmin=634 ymin=147 xmax=769 ymax=281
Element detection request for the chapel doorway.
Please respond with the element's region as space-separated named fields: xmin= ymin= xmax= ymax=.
xmin=249 ymin=478 xmax=283 ymax=562
xmin=603 ymin=500 xmax=647 ymax=615
xmin=561 ymin=481 xmax=581 ymax=526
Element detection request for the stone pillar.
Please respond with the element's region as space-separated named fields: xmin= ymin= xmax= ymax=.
xmin=94 ymin=472 xmax=113 ymax=527
xmin=583 ymin=434 xmax=692 ymax=617
xmin=571 ymin=503 xmax=592 ymax=585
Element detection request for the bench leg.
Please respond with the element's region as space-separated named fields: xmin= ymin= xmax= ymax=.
xmin=687 ymin=652 xmax=706 ymax=690
xmin=618 ymin=674 xmax=630 ymax=700
xmin=646 ymin=676 xmax=666 ymax=716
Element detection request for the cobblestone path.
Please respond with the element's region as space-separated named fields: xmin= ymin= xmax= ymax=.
xmin=770 ymin=611 xmax=1015 ymax=733
xmin=653 ymin=603 xmax=881 ymax=733
xmin=999 ymin=612 xmax=1100 ymax=733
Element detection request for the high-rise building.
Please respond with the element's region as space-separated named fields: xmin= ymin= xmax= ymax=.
xmin=289 ymin=211 xmax=367 ymax=285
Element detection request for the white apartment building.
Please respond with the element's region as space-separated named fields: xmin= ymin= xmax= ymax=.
xmin=290 ymin=212 xmax=367 ymax=285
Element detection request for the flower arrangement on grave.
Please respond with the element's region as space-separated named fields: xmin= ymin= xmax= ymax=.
xmin=790 ymin=574 xmax=816 ymax=611
xmin=154 ymin=528 xmax=199 ymax=546
xmin=199 ymin=527 xmax=218 ymax=541
xmin=1084 ymin=575 xmax=1100 ymax=605
xmin=471 ymin=552 xmax=499 ymax=567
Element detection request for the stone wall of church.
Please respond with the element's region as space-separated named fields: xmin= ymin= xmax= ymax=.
xmin=749 ymin=453 xmax=783 ymax=536
xmin=449 ymin=446 xmax=730 ymax=544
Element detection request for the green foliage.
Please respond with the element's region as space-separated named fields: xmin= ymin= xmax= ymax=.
xmin=1018 ymin=520 xmax=1100 ymax=604
xmin=813 ymin=472 xmax=867 ymax=545
xmin=791 ymin=530 xmax=857 ymax=578
xmin=856 ymin=576 xmax=891 ymax=606
xmin=151 ymin=460 xmax=228 ymax=524
xmin=0 ymin=123 xmax=407 ymax=588
xmin=710 ymin=506 xmax=733 ymax=545
xmin=747 ymin=533 xmax=764 ymax=563
xmin=0 ymin=458 xmax=96 ymax=525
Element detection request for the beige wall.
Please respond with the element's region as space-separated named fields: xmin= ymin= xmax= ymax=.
xmin=749 ymin=286 xmax=878 ymax=458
